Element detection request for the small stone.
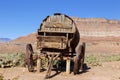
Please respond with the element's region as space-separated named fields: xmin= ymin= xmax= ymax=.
xmin=118 ymin=77 xmax=120 ymax=79
xmin=116 ymin=66 xmax=120 ymax=69
xmin=1 ymin=64 xmax=4 ymax=68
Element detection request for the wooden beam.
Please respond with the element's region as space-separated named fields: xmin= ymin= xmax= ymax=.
xmin=66 ymin=58 xmax=70 ymax=74
xmin=36 ymin=58 xmax=41 ymax=73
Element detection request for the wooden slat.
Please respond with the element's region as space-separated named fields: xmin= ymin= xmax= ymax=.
xmin=66 ymin=58 xmax=71 ymax=74
xmin=36 ymin=58 xmax=41 ymax=73
xmin=38 ymin=30 xmax=74 ymax=33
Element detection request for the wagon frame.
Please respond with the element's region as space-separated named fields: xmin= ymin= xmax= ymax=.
xmin=25 ymin=13 xmax=85 ymax=79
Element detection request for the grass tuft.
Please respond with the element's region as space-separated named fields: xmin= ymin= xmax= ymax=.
xmin=0 ymin=74 xmax=4 ymax=80
xmin=0 ymin=53 xmax=26 ymax=68
xmin=85 ymin=54 xmax=120 ymax=66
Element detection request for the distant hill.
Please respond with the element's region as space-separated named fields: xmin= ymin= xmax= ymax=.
xmin=11 ymin=32 xmax=36 ymax=44
xmin=0 ymin=17 xmax=120 ymax=54
xmin=11 ymin=18 xmax=120 ymax=43
xmin=0 ymin=38 xmax=11 ymax=42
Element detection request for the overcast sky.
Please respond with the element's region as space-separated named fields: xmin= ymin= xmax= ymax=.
xmin=0 ymin=0 xmax=120 ymax=39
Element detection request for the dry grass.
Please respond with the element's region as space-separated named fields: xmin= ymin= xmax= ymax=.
xmin=0 ymin=53 xmax=26 ymax=68
xmin=0 ymin=74 xmax=4 ymax=80
xmin=85 ymin=54 xmax=120 ymax=66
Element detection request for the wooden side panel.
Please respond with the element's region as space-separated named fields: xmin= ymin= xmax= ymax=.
xmin=37 ymin=36 xmax=67 ymax=49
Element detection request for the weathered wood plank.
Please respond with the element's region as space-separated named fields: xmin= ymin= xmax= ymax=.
xmin=66 ymin=58 xmax=71 ymax=74
xmin=36 ymin=58 xmax=41 ymax=73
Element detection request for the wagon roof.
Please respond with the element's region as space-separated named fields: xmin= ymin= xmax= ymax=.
xmin=39 ymin=13 xmax=76 ymax=33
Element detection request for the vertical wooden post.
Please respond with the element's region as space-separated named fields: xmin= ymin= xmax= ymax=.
xmin=37 ymin=58 xmax=41 ymax=73
xmin=45 ymin=54 xmax=54 ymax=78
xmin=45 ymin=58 xmax=48 ymax=68
xmin=66 ymin=58 xmax=70 ymax=74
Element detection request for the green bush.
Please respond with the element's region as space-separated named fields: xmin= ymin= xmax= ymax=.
xmin=85 ymin=55 xmax=120 ymax=66
xmin=85 ymin=55 xmax=102 ymax=66
xmin=0 ymin=53 xmax=26 ymax=68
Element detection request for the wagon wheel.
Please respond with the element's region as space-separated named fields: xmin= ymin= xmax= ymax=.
xmin=73 ymin=42 xmax=85 ymax=75
xmin=26 ymin=44 xmax=34 ymax=72
xmin=80 ymin=43 xmax=85 ymax=70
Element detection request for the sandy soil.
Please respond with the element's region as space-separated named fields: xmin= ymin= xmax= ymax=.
xmin=0 ymin=41 xmax=120 ymax=80
xmin=0 ymin=61 xmax=120 ymax=80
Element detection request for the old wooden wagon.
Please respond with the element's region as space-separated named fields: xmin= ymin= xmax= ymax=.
xmin=25 ymin=13 xmax=85 ymax=79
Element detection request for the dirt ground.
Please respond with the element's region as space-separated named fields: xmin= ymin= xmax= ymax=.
xmin=0 ymin=42 xmax=120 ymax=80
xmin=0 ymin=61 xmax=120 ymax=80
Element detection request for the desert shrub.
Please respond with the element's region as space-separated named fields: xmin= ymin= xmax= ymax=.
xmin=85 ymin=55 xmax=102 ymax=66
xmin=85 ymin=55 xmax=120 ymax=66
xmin=12 ymin=76 xmax=19 ymax=80
xmin=100 ymin=55 xmax=120 ymax=62
xmin=0 ymin=53 xmax=26 ymax=68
